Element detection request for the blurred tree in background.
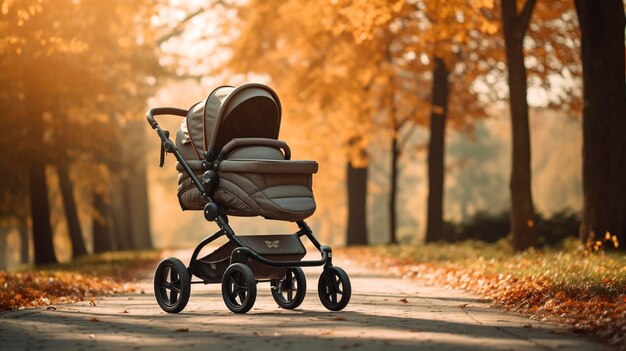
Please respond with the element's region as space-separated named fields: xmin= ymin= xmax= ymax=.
xmin=574 ymin=0 xmax=626 ymax=250
xmin=0 ymin=0 xmax=623 ymax=267
xmin=0 ymin=0 xmax=161 ymax=264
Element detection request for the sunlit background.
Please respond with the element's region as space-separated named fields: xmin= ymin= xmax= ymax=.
xmin=0 ymin=0 xmax=587 ymax=267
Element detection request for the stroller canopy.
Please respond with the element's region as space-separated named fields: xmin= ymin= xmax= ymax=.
xmin=186 ymin=83 xmax=282 ymax=158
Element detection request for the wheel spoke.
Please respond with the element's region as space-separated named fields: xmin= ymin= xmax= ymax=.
xmin=169 ymin=288 xmax=178 ymax=304
xmin=170 ymin=283 xmax=181 ymax=294
xmin=237 ymin=289 xmax=247 ymax=304
xmin=230 ymin=276 xmax=240 ymax=290
xmin=228 ymin=287 xmax=238 ymax=300
xmin=169 ymin=266 xmax=178 ymax=284
xmin=163 ymin=266 xmax=171 ymax=283
xmin=286 ymin=270 xmax=293 ymax=289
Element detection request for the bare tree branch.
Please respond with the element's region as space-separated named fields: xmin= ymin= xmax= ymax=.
xmin=517 ymin=0 xmax=538 ymax=35
xmin=156 ymin=2 xmax=224 ymax=46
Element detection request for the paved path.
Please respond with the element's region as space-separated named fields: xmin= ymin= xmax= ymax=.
xmin=0 ymin=252 xmax=612 ymax=351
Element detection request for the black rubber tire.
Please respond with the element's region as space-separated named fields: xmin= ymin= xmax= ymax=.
xmin=154 ymin=257 xmax=191 ymax=313
xmin=271 ymin=267 xmax=307 ymax=309
xmin=221 ymin=263 xmax=257 ymax=314
xmin=318 ymin=266 xmax=351 ymax=311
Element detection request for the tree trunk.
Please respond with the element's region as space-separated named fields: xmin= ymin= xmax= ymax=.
xmin=501 ymin=0 xmax=538 ymax=251
xmin=57 ymin=163 xmax=88 ymax=257
xmin=123 ymin=120 xmax=153 ymax=250
xmin=346 ymin=159 xmax=368 ymax=246
xmin=93 ymin=191 xmax=113 ymax=253
xmin=0 ymin=228 xmax=7 ymax=270
xmin=29 ymin=156 xmax=57 ymax=265
xmin=19 ymin=216 xmax=30 ymax=264
xmin=110 ymin=176 xmax=133 ymax=251
xmin=575 ymin=0 xmax=626 ymax=249
xmin=126 ymin=169 xmax=153 ymax=250
xmin=425 ymin=57 xmax=449 ymax=243
xmin=389 ymin=137 xmax=399 ymax=244
xmin=26 ymin=102 xmax=57 ymax=265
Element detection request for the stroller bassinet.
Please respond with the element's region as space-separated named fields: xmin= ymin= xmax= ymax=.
xmin=174 ymin=84 xmax=317 ymax=221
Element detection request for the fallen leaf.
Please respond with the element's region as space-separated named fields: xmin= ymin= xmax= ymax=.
xmin=331 ymin=317 xmax=347 ymax=321
xmin=252 ymin=331 xmax=261 ymax=336
xmin=522 ymin=323 xmax=533 ymax=329
xmin=89 ymin=317 xmax=100 ymax=322
xmin=46 ymin=306 xmax=57 ymax=311
xmin=400 ymin=298 xmax=408 ymax=303
xmin=458 ymin=303 xmax=468 ymax=308
xmin=175 ymin=328 xmax=189 ymax=332
xmin=121 ymin=309 xmax=129 ymax=313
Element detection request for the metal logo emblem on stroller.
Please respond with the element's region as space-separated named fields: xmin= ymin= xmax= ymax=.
xmin=265 ymin=240 xmax=280 ymax=248
xmin=146 ymin=83 xmax=352 ymax=314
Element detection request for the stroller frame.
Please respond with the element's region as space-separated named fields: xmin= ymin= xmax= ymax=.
xmin=147 ymin=107 xmax=349 ymax=314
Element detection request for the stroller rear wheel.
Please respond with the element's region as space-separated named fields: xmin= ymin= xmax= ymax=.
xmin=154 ymin=257 xmax=191 ymax=313
xmin=221 ymin=263 xmax=257 ymax=313
xmin=271 ymin=267 xmax=306 ymax=309
xmin=318 ymin=266 xmax=351 ymax=311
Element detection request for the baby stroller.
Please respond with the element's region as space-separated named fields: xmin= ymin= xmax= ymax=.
xmin=146 ymin=83 xmax=351 ymax=314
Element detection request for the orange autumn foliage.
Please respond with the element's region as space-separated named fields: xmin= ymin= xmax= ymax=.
xmin=0 ymin=252 xmax=159 ymax=311
xmin=342 ymin=245 xmax=626 ymax=349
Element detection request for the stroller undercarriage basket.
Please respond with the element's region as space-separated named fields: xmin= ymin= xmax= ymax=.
xmin=193 ymin=234 xmax=307 ymax=282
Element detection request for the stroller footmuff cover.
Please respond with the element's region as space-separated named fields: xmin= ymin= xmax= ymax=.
xmin=147 ymin=83 xmax=351 ymax=314
xmin=175 ymin=84 xmax=317 ymax=221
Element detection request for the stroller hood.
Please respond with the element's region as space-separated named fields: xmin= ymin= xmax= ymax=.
xmin=185 ymin=83 xmax=282 ymax=158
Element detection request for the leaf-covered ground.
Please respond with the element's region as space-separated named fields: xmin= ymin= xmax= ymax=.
xmin=339 ymin=239 xmax=626 ymax=349
xmin=0 ymin=251 xmax=160 ymax=312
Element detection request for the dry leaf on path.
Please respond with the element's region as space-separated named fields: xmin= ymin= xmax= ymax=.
xmin=175 ymin=328 xmax=189 ymax=332
xmin=400 ymin=298 xmax=408 ymax=303
xmin=331 ymin=317 xmax=347 ymax=321
xmin=89 ymin=317 xmax=100 ymax=322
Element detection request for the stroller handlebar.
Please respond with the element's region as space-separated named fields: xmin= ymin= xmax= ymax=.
xmin=146 ymin=107 xmax=188 ymax=129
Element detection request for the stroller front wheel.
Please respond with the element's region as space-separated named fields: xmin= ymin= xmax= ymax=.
xmin=271 ymin=267 xmax=307 ymax=309
xmin=318 ymin=266 xmax=351 ymax=311
xmin=154 ymin=257 xmax=191 ymax=313
xmin=221 ymin=263 xmax=257 ymax=314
